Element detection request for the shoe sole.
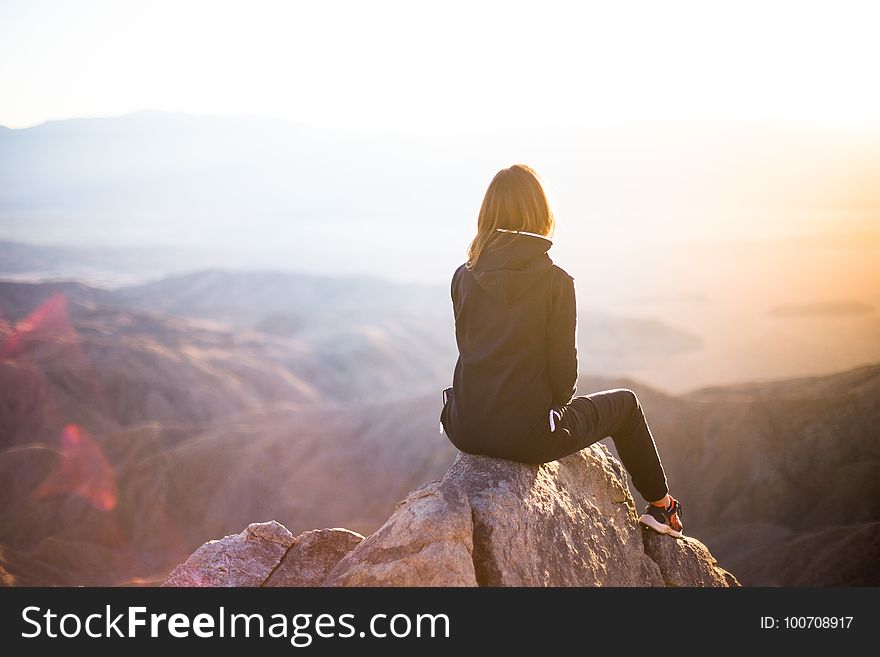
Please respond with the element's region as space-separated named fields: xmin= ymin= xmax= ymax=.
xmin=639 ymin=514 xmax=684 ymax=538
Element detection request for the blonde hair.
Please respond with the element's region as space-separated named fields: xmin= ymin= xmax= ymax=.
xmin=466 ymin=164 xmax=556 ymax=270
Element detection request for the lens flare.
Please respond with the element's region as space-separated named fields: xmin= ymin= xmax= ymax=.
xmin=32 ymin=423 xmax=118 ymax=511
xmin=0 ymin=291 xmax=74 ymax=358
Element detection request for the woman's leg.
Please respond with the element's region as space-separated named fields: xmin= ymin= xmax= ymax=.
xmin=541 ymin=388 xmax=670 ymax=503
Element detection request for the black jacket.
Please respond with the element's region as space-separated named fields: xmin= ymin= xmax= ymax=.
xmin=441 ymin=230 xmax=578 ymax=461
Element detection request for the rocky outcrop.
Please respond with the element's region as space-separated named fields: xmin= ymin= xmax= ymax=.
xmin=325 ymin=480 xmax=477 ymax=586
xmin=265 ymin=528 xmax=364 ymax=587
xmin=163 ymin=521 xmax=295 ymax=587
xmin=445 ymin=446 xmax=661 ymax=586
xmin=163 ymin=445 xmax=739 ymax=587
xmin=642 ymin=530 xmax=740 ymax=587
xmin=164 ymin=523 xmax=364 ymax=587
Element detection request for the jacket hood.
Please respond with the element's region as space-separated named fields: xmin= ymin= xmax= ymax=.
xmin=471 ymin=231 xmax=554 ymax=304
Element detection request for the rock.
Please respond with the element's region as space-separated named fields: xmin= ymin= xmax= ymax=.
xmin=163 ymin=521 xmax=294 ymax=587
xmin=264 ymin=528 xmax=364 ymax=587
xmin=642 ymin=530 xmax=741 ymax=587
xmin=164 ymin=523 xmax=364 ymax=587
xmin=324 ymin=479 xmax=477 ymax=586
xmin=446 ymin=447 xmax=664 ymax=586
xmin=163 ymin=445 xmax=739 ymax=587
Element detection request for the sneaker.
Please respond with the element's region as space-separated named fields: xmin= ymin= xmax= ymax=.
xmin=639 ymin=497 xmax=684 ymax=538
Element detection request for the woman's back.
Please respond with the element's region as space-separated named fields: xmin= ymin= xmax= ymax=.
xmin=445 ymin=229 xmax=578 ymax=460
xmin=442 ymin=163 xmax=682 ymax=535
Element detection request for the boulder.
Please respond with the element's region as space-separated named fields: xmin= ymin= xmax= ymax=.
xmin=642 ymin=530 xmax=740 ymax=587
xmin=163 ymin=445 xmax=739 ymax=587
xmin=264 ymin=528 xmax=364 ymax=587
xmin=446 ymin=447 xmax=664 ymax=586
xmin=325 ymin=479 xmax=477 ymax=586
xmin=163 ymin=521 xmax=294 ymax=587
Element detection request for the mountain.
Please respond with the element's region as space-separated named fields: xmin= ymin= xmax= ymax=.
xmin=4 ymin=112 xmax=879 ymax=394
xmin=0 ymin=269 xmax=702 ymax=401
xmin=599 ymin=364 xmax=880 ymax=585
xmin=4 ymin=111 xmax=879 ymax=288
xmin=0 ymin=393 xmax=457 ymax=586
xmin=0 ymin=274 xmax=462 ymax=584
xmin=0 ymin=273 xmax=877 ymax=586
xmin=0 ymin=238 xmax=229 ymax=287
xmin=0 ymin=274 xmax=456 ymax=406
xmin=0 ymin=111 xmax=475 ymax=277
xmin=164 ymin=446 xmax=739 ymax=587
xmin=0 ymin=278 xmax=322 ymax=446
xmin=3 ymin=112 xmax=878 ymax=245
xmin=659 ymin=364 xmax=880 ymax=585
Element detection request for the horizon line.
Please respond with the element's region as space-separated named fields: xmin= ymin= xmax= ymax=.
xmin=5 ymin=109 xmax=880 ymax=137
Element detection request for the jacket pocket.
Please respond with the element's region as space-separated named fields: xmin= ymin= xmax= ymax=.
xmin=439 ymin=386 xmax=453 ymax=434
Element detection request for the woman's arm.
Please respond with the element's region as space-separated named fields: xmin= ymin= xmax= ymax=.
xmin=546 ymin=271 xmax=578 ymax=407
xmin=451 ymin=263 xmax=464 ymax=315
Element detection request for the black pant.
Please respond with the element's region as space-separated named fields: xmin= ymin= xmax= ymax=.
xmin=525 ymin=388 xmax=670 ymax=504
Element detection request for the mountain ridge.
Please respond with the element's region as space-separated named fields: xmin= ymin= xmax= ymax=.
xmin=1 ymin=273 xmax=877 ymax=586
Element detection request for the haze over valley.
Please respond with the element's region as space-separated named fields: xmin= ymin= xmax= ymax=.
xmin=1 ymin=112 xmax=879 ymax=587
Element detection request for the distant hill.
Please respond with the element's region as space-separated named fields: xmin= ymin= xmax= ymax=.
xmin=4 ymin=111 xmax=879 ymax=282
xmin=634 ymin=364 xmax=880 ymax=586
xmin=0 ymin=239 xmax=224 ymax=286
xmin=0 ymin=111 xmax=475 ymax=271
xmin=0 ymin=269 xmax=703 ymax=399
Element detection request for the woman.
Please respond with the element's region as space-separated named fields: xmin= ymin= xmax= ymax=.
xmin=439 ymin=164 xmax=683 ymax=537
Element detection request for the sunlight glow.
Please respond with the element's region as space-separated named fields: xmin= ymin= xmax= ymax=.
xmin=2 ymin=0 xmax=880 ymax=133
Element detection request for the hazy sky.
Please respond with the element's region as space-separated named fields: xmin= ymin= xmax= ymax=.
xmin=2 ymin=0 xmax=880 ymax=133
